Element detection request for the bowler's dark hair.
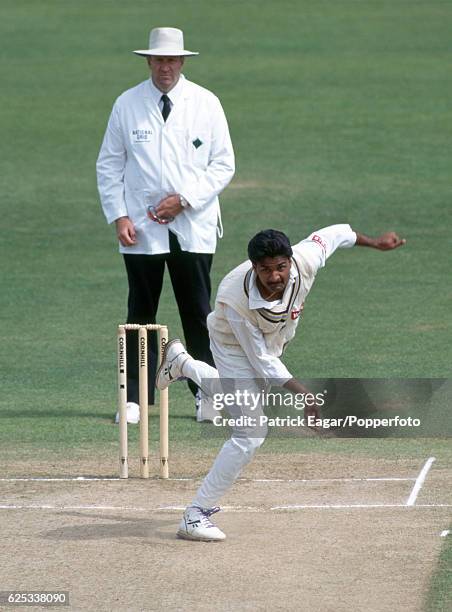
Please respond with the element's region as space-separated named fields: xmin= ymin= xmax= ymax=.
xmin=247 ymin=229 xmax=293 ymax=263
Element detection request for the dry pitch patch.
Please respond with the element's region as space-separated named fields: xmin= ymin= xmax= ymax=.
xmin=0 ymin=454 xmax=450 ymax=612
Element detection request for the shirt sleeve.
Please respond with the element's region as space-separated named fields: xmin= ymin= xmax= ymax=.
xmin=96 ymin=101 xmax=128 ymax=224
xmin=292 ymin=223 xmax=357 ymax=275
xmin=224 ymin=305 xmax=292 ymax=385
xmin=180 ymin=96 xmax=235 ymax=211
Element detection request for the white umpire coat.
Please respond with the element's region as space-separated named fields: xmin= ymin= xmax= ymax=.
xmin=96 ymin=75 xmax=235 ymax=254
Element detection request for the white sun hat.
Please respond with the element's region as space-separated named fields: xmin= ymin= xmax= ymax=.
xmin=133 ymin=27 xmax=199 ymax=57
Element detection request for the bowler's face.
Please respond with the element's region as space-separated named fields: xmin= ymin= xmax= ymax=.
xmin=148 ymin=56 xmax=184 ymax=92
xmin=253 ymin=256 xmax=291 ymax=301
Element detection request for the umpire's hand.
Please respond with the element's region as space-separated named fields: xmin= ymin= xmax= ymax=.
xmin=115 ymin=216 xmax=137 ymax=246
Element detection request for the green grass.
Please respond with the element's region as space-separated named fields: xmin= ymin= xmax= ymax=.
xmin=426 ymin=533 xmax=452 ymax=612
xmin=1 ymin=0 xmax=451 ymax=444
xmin=1 ymin=0 xmax=451 ymax=447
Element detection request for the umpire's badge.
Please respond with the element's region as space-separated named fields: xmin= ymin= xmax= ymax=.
xmin=132 ymin=129 xmax=152 ymax=143
xmin=192 ymin=138 xmax=203 ymax=149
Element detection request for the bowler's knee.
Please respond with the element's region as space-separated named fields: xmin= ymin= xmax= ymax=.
xmin=231 ymin=434 xmax=266 ymax=459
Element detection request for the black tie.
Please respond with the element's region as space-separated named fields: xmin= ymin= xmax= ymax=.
xmin=161 ymin=94 xmax=171 ymax=121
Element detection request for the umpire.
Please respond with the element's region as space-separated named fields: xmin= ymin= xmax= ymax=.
xmin=97 ymin=27 xmax=235 ymax=423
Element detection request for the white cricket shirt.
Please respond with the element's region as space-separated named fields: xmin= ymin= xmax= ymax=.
xmin=209 ymin=224 xmax=357 ymax=382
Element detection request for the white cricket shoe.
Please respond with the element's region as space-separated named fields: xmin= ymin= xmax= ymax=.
xmin=115 ymin=401 xmax=140 ymax=424
xmin=156 ymin=339 xmax=189 ymax=390
xmin=177 ymin=506 xmax=226 ymax=542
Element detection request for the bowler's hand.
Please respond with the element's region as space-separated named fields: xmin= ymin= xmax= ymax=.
xmin=356 ymin=231 xmax=406 ymax=251
xmin=283 ymin=378 xmax=321 ymax=430
xmin=374 ymin=232 xmax=406 ymax=251
xmin=115 ymin=216 xmax=137 ymax=246
xmin=155 ymin=195 xmax=184 ymax=222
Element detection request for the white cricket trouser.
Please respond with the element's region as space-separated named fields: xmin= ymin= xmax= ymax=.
xmin=181 ymin=340 xmax=268 ymax=509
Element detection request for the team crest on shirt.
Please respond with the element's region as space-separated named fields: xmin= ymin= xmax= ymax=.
xmin=291 ymin=303 xmax=304 ymax=320
xmin=311 ymin=234 xmax=326 ymax=250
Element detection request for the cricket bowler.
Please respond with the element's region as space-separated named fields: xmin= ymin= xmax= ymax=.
xmin=156 ymin=223 xmax=406 ymax=540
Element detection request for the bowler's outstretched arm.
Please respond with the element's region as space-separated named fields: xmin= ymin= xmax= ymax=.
xmin=355 ymin=231 xmax=406 ymax=250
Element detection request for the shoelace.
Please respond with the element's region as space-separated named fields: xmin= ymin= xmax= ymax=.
xmin=199 ymin=506 xmax=220 ymax=528
xmin=188 ymin=506 xmax=221 ymax=528
xmin=202 ymin=506 xmax=221 ymax=518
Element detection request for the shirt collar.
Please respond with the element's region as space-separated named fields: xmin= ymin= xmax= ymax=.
xmin=248 ymin=260 xmax=298 ymax=310
xmin=148 ymin=74 xmax=186 ymax=106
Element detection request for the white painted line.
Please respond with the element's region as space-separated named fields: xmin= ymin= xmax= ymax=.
xmin=272 ymin=503 xmax=406 ymax=510
xmin=248 ymin=477 xmax=415 ymax=483
xmin=406 ymin=457 xmax=436 ymax=506
xmin=0 ymin=476 xmax=415 ymax=483
xmin=363 ymin=478 xmax=416 ymax=482
xmin=0 ymin=504 xmax=148 ymax=511
xmin=0 ymin=477 xmax=191 ymax=483
xmin=0 ymin=503 xmax=450 ymax=512
xmin=0 ymin=478 xmax=122 ymax=482
xmin=157 ymin=505 xmax=263 ymax=512
xmin=440 ymin=530 xmax=450 ymax=537
xmin=157 ymin=506 xmax=186 ymax=511
xmin=272 ymin=503 xmax=452 ymax=510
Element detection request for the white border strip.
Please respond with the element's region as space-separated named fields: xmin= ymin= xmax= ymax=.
xmin=440 ymin=530 xmax=450 ymax=537
xmin=405 ymin=457 xmax=436 ymax=506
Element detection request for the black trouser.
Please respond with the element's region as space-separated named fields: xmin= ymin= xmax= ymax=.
xmin=123 ymin=231 xmax=215 ymax=404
